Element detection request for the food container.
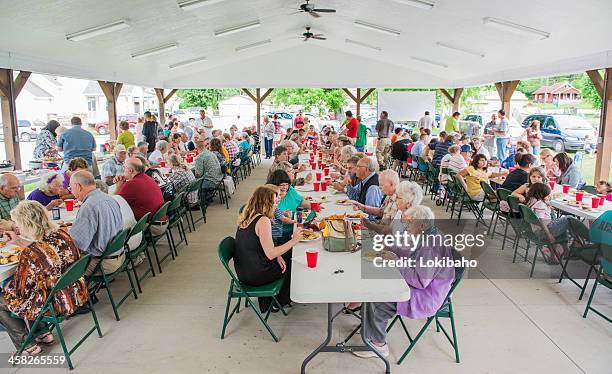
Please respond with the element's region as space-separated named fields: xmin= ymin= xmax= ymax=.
xmin=29 ymin=160 xmax=43 ymax=170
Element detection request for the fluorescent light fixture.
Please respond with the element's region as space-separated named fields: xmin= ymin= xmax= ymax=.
xmin=345 ymin=39 xmax=382 ymax=51
xmin=483 ymin=17 xmax=550 ymax=39
xmin=436 ymin=42 xmax=485 ymax=57
xmin=411 ymin=56 xmax=448 ymax=68
xmin=235 ymin=39 xmax=272 ymax=52
xmin=354 ymin=20 xmax=400 ymax=36
xmin=391 ymin=0 xmax=435 ymax=10
xmin=178 ymin=0 xmax=225 ymax=11
xmin=215 ymin=20 xmax=260 ymax=37
xmin=131 ymin=43 xmax=179 ymax=59
xmin=169 ymin=56 xmax=207 ymax=69
xmin=66 ymin=20 xmax=129 ymax=41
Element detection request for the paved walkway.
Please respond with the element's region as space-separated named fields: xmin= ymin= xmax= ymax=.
xmin=2 ymin=159 xmax=610 ymax=374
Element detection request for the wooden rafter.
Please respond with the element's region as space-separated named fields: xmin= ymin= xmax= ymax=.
xmin=342 ymin=88 xmax=358 ymax=103
xmin=439 ymin=88 xmax=454 ymax=103
xmin=260 ymin=88 xmax=274 ymax=102
xmin=586 ymin=69 xmax=604 ymax=98
xmin=13 ymin=71 xmax=31 ymax=97
xmin=98 ymin=81 xmax=123 ymax=140
xmin=242 ymin=88 xmax=257 ymax=102
xmin=360 ymin=88 xmax=376 ymax=103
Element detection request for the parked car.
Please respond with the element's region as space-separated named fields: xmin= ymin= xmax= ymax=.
xmin=464 ymin=113 xmax=524 ymax=140
xmin=362 ymin=117 xmax=417 ymax=137
xmin=521 ymin=114 xmax=596 ymax=152
xmin=0 ymin=119 xmax=44 ymax=141
xmin=95 ymin=114 xmax=138 ymax=135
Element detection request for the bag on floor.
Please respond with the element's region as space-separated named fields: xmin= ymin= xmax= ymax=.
xmin=223 ymin=175 xmax=235 ymax=195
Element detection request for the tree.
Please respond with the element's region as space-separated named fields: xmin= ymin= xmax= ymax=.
xmin=573 ymin=73 xmax=602 ymax=109
xmin=176 ymin=89 xmax=242 ymax=110
xmin=269 ymin=88 xmax=346 ymax=113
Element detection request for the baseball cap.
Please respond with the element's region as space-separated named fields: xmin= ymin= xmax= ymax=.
xmin=460 ymin=144 xmax=472 ymax=153
xmin=115 ymin=144 xmax=127 ymax=153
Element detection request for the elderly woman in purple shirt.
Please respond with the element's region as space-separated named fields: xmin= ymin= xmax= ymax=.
xmin=26 ymin=171 xmax=64 ymax=210
xmin=354 ymin=205 xmax=455 ymax=359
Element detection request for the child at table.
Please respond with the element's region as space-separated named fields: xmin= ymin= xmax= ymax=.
xmin=525 ymin=182 xmax=570 ymax=263
xmin=597 ymin=180 xmax=611 ymax=196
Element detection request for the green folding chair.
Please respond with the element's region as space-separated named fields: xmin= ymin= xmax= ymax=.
xmin=559 ymin=217 xmax=601 ymax=300
xmin=495 ymin=188 xmax=513 ymax=248
xmin=480 ymin=181 xmax=499 ymax=235
xmin=583 ymin=251 xmax=612 ymax=323
xmin=218 ymin=237 xmax=287 ymax=342
xmin=145 ymin=201 xmax=173 ymax=274
xmin=125 ymin=212 xmax=153 ymax=293
xmin=387 ymin=263 xmax=465 ymax=365
xmin=518 ymin=204 xmax=568 ymax=278
xmin=184 ymin=178 xmax=205 ymax=230
xmin=88 ymin=228 xmax=137 ymax=321
xmin=15 ymin=255 xmax=102 ymax=370
xmin=582 ymin=185 xmax=597 ymax=195
xmin=167 ymin=192 xmax=188 ymax=254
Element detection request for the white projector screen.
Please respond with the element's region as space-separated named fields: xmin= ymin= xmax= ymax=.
xmin=377 ymin=91 xmax=436 ymax=122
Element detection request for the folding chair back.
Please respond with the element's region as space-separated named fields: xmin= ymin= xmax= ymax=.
xmin=481 ymin=181 xmax=497 ymax=202
xmin=150 ymin=201 xmax=170 ymax=226
xmin=130 ymin=212 xmax=151 ymax=240
xmin=496 ymin=188 xmax=513 ymax=203
xmin=51 ymin=254 xmax=92 ymax=293
xmin=218 ymin=236 xmax=239 ymax=283
xmin=583 ymin=251 xmax=612 ymax=323
xmin=518 ymin=204 xmax=545 ymax=235
xmin=568 ymin=217 xmax=589 ymax=245
xmin=582 ymin=185 xmax=597 ymax=195
xmin=99 ymin=228 xmax=130 ymax=259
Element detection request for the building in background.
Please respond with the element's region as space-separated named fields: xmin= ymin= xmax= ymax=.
xmin=533 ymin=81 xmax=580 ymax=103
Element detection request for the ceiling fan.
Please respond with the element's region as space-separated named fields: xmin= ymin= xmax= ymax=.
xmin=297 ymin=0 xmax=336 ymax=18
xmin=299 ymin=26 xmax=326 ymax=41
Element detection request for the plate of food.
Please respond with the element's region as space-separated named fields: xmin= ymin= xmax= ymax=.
xmin=58 ymin=220 xmax=73 ymax=228
xmin=0 ymin=247 xmax=20 ymax=266
xmin=295 ymin=185 xmax=314 ymax=192
xmin=336 ymin=199 xmax=352 ymax=206
xmin=300 ymin=230 xmax=321 ymax=242
xmin=363 ymin=250 xmax=397 ymax=262
xmin=346 ymin=211 xmax=368 ymax=219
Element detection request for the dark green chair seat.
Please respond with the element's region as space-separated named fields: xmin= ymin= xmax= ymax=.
xmin=124 ymin=213 xmax=153 ymax=293
xmin=167 ymin=192 xmax=188 ymax=253
xmin=218 ymin=236 xmax=287 ymax=342
xmin=145 ymin=201 xmax=173 ymax=273
xmin=15 ymin=255 xmax=102 ymax=370
xmin=87 ymin=228 xmax=137 ymax=321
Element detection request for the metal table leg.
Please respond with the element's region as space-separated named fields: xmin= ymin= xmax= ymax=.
xmin=300 ymin=302 xmax=391 ymax=374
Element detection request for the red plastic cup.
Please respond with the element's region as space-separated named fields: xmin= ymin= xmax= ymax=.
xmin=598 ymin=194 xmax=606 ymax=205
xmin=310 ymin=153 xmax=315 ymax=159
xmin=160 ymin=160 xmax=167 ymax=167
xmin=310 ymin=162 xmax=316 ymax=170
xmin=316 ymin=172 xmax=322 ymax=181
xmin=306 ymin=249 xmax=319 ymax=268
xmin=313 ymin=181 xmax=320 ymax=192
xmin=186 ymin=156 xmax=193 ymax=163
xmin=366 ymin=152 xmax=373 ymax=156
xmin=325 ymin=177 xmax=331 ymax=183
xmin=311 ymin=202 xmax=320 ymax=212
xmin=591 ymin=196 xmax=600 ymax=209
xmin=324 ymin=168 xmax=330 ymax=176
xmin=548 ymin=181 xmax=555 ymax=191
xmin=317 ymin=161 xmax=322 ymax=169
xmin=321 ymin=181 xmax=327 ymax=191
xmin=64 ymin=199 xmax=75 ymax=212
xmin=562 ymin=184 xmax=570 ymax=194
xmin=549 ymin=177 xmax=556 ymax=183
xmin=575 ymin=190 xmax=584 ymax=202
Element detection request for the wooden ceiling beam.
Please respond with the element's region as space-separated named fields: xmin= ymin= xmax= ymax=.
xmin=242 ymin=88 xmax=257 ymax=102
xmin=586 ymin=69 xmax=604 ymax=98
xmin=342 ymin=88 xmax=358 ymax=103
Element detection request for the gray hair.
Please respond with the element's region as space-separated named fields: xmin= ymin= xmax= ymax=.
xmin=38 ymin=170 xmax=64 ymax=195
xmin=168 ymin=154 xmax=186 ymax=169
xmin=340 ymin=145 xmax=357 ymax=159
xmin=364 ymin=157 xmax=377 ymax=172
xmin=156 ymin=140 xmax=168 ymax=151
xmin=71 ymin=170 xmax=95 ymax=187
xmin=95 ymin=180 xmax=108 ymax=193
xmin=137 ymin=141 xmax=148 ymax=148
xmin=379 ymin=169 xmax=400 ymax=186
xmin=270 ymin=161 xmax=293 ymax=173
xmin=0 ymin=173 xmax=16 ymax=187
xmin=404 ymin=205 xmax=435 ymax=229
xmin=396 ymin=181 xmax=424 ymax=207
xmin=126 ymin=158 xmax=145 ymax=174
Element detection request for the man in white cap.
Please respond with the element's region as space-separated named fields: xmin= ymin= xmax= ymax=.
xmin=101 ymin=144 xmax=127 ymax=185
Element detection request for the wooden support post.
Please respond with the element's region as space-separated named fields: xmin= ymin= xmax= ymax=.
xmin=343 ymin=88 xmax=375 ymax=117
xmin=154 ymin=88 xmax=177 ymax=128
xmin=98 ymin=81 xmax=123 ymax=140
xmin=0 ymin=69 xmax=30 ymax=170
xmin=439 ymin=88 xmax=463 ymax=113
xmin=495 ymin=80 xmax=520 ymax=116
xmin=242 ymin=88 xmax=274 ymax=134
xmin=588 ymin=68 xmax=612 ymax=182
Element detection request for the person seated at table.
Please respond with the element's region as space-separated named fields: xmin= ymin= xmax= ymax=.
xmin=170 ymin=133 xmax=187 ymax=155
xmin=115 ymin=158 xmax=167 ymax=236
xmin=472 ymin=137 xmax=490 ymax=159
xmin=68 ymin=170 xmax=123 ymax=275
xmin=391 ymin=132 xmax=413 ymax=177
xmin=95 ymin=181 xmax=145 ymax=266
xmin=351 ymin=169 xmax=400 ymax=226
xmin=26 ymin=171 xmax=64 ymax=210
xmin=347 ymin=157 xmax=383 ymax=218
xmin=148 ymin=140 xmax=169 ymax=167
xmin=269 ymin=161 xmax=312 ymax=186
xmin=280 ymin=139 xmax=300 ymax=165
xmin=332 ymin=155 xmax=363 ymax=197
xmin=525 ymin=182 xmax=571 ymax=263
xmin=457 ymin=154 xmax=507 ymax=201
xmin=266 ymin=170 xmax=311 ymax=244
xmin=101 ymin=144 xmax=127 ymax=186
xmin=0 ymin=201 xmax=88 ymax=356
xmin=538 ymin=148 xmax=559 ymax=179
xmin=136 ymin=141 xmax=149 ymax=157
xmin=167 ymin=154 xmax=197 ymax=205
xmin=0 ymin=173 xmax=21 ymax=231
xmin=503 ymin=166 xmax=547 ymax=213
xmin=353 ymin=205 xmax=455 ymax=359
xmin=333 ymin=145 xmax=357 ymax=176
xmin=133 ymin=155 xmax=167 ymax=188
xmin=235 ymin=185 xmax=303 ymax=312
xmin=597 ymin=180 xmax=612 ymax=195
xmin=431 ymin=131 xmax=453 ymax=167
xmin=58 ymin=157 xmax=88 ymax=198
xmin=194 ymin=137 xmax=224 ymax=191
xmin=238 ymin=132 xmax=251 ymax=152
xmin=210 ymin=138 xmax=228 ymax=172
xmin=459 ymin=144 xmax=473 ymax=163
xmin=439 ymin=145 xmax=466 ymax=185
xmin=268 ymin=183 xmax=297 ymax=246
xmin=553 ymin=152 xmax=586 ymax=189
xmin=500 ymin=153 xmax=536 ymax=192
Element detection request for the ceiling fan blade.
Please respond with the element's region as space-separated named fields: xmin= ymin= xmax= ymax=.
xmin=303 ymin=37 xmax=309 ymax=42
xmin=308 ymin=11 xmax=321 ymax=18
xmin=313 ymin=34 xmax=325 ymax=37
xmin=313 ymin=8 xmax=336 ymax=13
xmin=312 ymin=36 xmax=327 ymax=40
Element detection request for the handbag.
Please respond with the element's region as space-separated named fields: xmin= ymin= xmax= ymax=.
xmin=322 ymin=219 xmax=359 ymax=252
xmin=223 ymin=175 xmax=235 ymax=195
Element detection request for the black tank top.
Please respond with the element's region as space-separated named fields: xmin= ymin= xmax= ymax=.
xmin=234 ymin=215 xmax=277 ymax=285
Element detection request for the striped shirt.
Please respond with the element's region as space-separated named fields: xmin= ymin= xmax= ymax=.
xmin=271 ymin=208 xmax=284 ymax=241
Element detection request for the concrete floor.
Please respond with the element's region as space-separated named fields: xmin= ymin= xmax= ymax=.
xmin=2 ymin=158 xmax=611 ymax=374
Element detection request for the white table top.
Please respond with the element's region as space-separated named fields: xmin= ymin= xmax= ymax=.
xmin=0 ymin=244 xmax=19 ymax=283
xmin=549 ymin=185 xmax=610 ymax=221
xmin=290 ymin=183 xmax=411 ymax=304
